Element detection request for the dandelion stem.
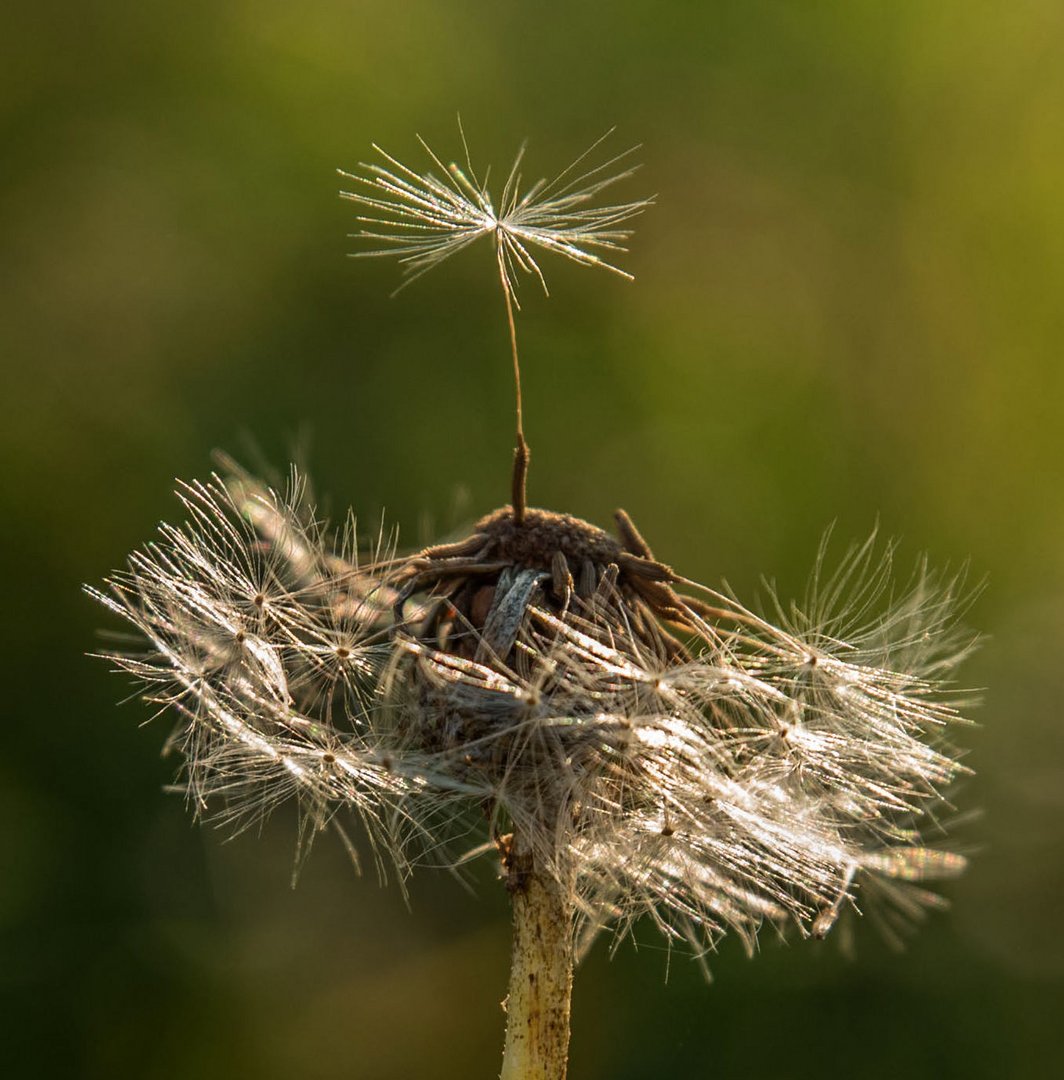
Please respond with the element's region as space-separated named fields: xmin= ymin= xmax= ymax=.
xmin=500 ymin=845 xmax=574 ymax=1080
xmin=498 ymin=243 xmax=530 ymax=526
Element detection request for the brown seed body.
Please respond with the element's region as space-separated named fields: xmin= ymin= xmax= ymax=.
xmin=474 ymin=506 xmax=623 ymax=571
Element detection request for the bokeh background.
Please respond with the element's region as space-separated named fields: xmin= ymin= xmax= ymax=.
xmin=4 ymin=2 xmax=1063 ymax=1077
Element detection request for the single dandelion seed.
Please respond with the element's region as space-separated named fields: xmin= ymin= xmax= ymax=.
xmin=89 ymin=126 xmax=978 ymax=1080
xmin=339 ymin=122 xmax=653 ymax=526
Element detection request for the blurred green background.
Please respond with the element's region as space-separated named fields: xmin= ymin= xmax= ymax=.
xmin=3 ymin=2 xmax=1063 ymax=1077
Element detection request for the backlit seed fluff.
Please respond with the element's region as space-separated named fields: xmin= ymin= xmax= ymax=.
xmin=338 ymin=125 xmax=654 ymax=302
xmin=89 ymin=464 xmax=976 ymax=965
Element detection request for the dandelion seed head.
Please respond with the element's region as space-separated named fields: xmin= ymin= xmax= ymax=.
xmin=90 ymin=463 xmax=975 ymax=967
xmin=91 ymin=127 xmax=974 ymax=986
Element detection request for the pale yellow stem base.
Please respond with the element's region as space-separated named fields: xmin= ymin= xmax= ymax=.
xmin=499 ymin=863 xmax=574 ymax=1080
